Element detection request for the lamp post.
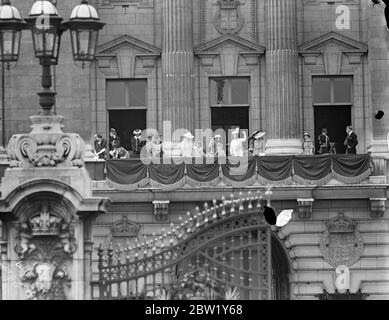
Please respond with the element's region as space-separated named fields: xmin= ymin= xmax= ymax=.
xmin=0 ymin=0 xmax=27 ymax=149
xmin=0 ymin=0 xmax=105 ymax=116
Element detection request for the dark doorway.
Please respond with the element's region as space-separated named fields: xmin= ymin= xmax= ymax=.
xmin=211 ymin=107 xmax=249 ymax=155
xmin=109 ymin=110 xmax=147 ymax=151
xmin=314 ymin=106 xmax=351 ymax=154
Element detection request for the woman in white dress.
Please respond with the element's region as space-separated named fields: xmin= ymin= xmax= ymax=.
xmin=229 ymin=128 xmax=247 ymax=157
xmin=249 ymin=131 xmax=266 ymax=156
xmin=180 ymin=132 xmax=194 ymax=158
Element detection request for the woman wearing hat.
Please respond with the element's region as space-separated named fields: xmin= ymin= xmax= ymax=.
xmin=180 ymin=132 xmax=195 ymax=158
xmin=230 ymin=128 xmax=247 ymax=157
xmin=301 ymin=132 xmax=314 ymax=155
xmin=249 ymin=131 xmax=266 ymax=156
xmin=214 ymin=135 xmax=226 ymax=158
xmin=131 ymin=129 xmax=144 ymax=158
xmin=109 ymin=128 xmax=120 ymax=153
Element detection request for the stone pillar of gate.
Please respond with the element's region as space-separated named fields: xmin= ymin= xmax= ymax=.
xmin=0 ymin=115 xmax=110 ymax=300
xmin=161 ymin=0 xmax=195 ymax=141
xmin=265 ymin=0 xmax=302 ymax=155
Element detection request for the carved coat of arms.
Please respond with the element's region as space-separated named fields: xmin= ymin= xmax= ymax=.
xmin=214 ymin=0 xmax=244 ymax=34
xmin=320 ymin=213 xmax=364 ymax=268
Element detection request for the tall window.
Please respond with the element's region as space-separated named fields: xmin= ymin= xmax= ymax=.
xmin=107 ymin=79 xmax=147 ymax=151
xmin=210 ymin=77 xmax=250 ymax=155
xmin=312 ymin=76 xmax=353 ymax=154
xmin=210 ymin=78 xmax=250 ymax=106
xmin=312 ymin=77 xmax=352 ymax=105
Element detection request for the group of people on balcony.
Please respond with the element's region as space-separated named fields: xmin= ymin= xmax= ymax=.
xmin=93 ymin=125 xmax=358 ymax=160
xmin=302 ymin=126 xmax=358 ymax=156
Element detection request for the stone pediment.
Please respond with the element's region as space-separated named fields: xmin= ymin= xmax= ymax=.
xmin=96 ymin=34 xmax=161 ymax=57
xmin=96 ymin=35 xmax=161 ymax=77
xmin=195 ymin=34 xmax=265 ymax=71
xmin=195 ymin=34 xmax=265 ymax=55
xmin=299 ymin=32 xmax=368 ymax=70
xmin=299 ymin=32 xmax=368 ymax=54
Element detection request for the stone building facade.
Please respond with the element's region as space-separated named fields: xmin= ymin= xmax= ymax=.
xmin=1 ymin=0 xmax=389 ymax=300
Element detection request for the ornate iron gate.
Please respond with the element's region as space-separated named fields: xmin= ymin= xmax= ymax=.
xmin=92 ymin=193 xmax=272 ymax=300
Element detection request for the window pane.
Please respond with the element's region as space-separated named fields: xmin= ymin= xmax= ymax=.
xmin=313 ymin=78 xmax=331 ymax=104
xmin=334 ymin=77 xmax=352 ymax=103
xmin=129 ymin=80 xmax=147 ymax=107
xmin=230 ymin=78 xmax=249 ymax=105
xmin=210 ymin=79 xmax=227 ymax=105
xmin=107 ymin=81 xmax=127 ymax=108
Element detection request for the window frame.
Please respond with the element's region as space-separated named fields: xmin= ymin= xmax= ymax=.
xmin=312 ymin=76 xmax=353 ymax=107
xmin=209 ymin=77 xmax=251 ymax=107
xmin=106 ymin=78 xmax=148 ymax=110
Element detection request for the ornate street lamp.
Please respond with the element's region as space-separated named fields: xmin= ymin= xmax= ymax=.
xmin=64 ymin=0 xmax=105 ymax=65
xmin=0 ymin=1 xmax=27 ymax=148
xmin=0 ymin=0 xmax=27 ymax=63
xmin=24 ymin=1 xmax=65 ymax=66
xmin=24 ymin=1 xmax=65 ymax=115
xmin=0 ymin=0 xmax=105 ymax=115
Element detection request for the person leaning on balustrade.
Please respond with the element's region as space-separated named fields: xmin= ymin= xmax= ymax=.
xmin=94 ymin=134 xmax=107 ymax=160
xmin=109 ymin=141 xmax=129 ymax=160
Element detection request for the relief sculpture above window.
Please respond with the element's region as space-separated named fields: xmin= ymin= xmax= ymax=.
xmin=214 ymin=0 xmax=244 ymax=34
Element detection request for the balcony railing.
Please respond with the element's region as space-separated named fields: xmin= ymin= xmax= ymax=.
xmin=85 ymin=154 xmax=373 ymax=191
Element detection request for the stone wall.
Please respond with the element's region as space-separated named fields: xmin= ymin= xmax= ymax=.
xmin=89 ymin=195 xmax=389 ymax=300
xmin=1 ymin=0 xmax=384 ymax=153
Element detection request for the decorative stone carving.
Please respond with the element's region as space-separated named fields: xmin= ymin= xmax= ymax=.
xmin=153 ymin=200 xmax=170 ymax=221
xmin=15 ymin=201 xmax=77 ymax=259
xmin=320 ymin=213 xmax=364 ymax=268
xmin=7 ymin=115 xmax=84 ymax=168
xmin=297 ymin=198 xmax=314 ymax=220
xmin=111 ymin=216 xmax=140 ymax=238
xmin=13 ymin=200 xmax=77 ymax=300
xmin=214 ymin=0 xmax=244 ymax=35
xmin=103 ymin=216 xmax=141 ymax=250
xmin=21 ymin=261 xmax=71 ymax=300
xmin=370 ymin=198 xmax=387 ymax=219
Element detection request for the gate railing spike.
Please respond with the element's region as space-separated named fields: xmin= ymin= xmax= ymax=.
xmin=230 ymin=194 xmax=235 ymax=213
xmin=247 ymin=191 xmax=253 ymax=209
xmin=238 ymin=192 xmax=244 ymax=211
xmin=221 ymin=196 xmax=226 ymax=216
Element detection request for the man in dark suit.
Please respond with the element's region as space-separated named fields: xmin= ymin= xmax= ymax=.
xmin=344 ymin=126 xmax=358 ymax=155
xmin=318 ymin=128 xmax=331 ymax=154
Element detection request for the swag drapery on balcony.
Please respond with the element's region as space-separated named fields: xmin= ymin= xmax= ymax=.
xmin=105 ymin=154 xmax=373 ymax=191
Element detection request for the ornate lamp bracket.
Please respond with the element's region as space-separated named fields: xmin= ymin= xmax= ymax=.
xmin=370 ymin=198 xmax=386 ymax=219
xmin=153 ymin=201 xmax=170 ymax=222
xmin=297 ymin=198 xmax=314 ymax=220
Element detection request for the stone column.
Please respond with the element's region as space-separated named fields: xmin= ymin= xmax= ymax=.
xmin=367 ymin=3 xmax=389 ymax=180
xmin=161 ymin=0 xmax=195 ymax=140
xmin=265 ymin=0 xmax=302 ymax=155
